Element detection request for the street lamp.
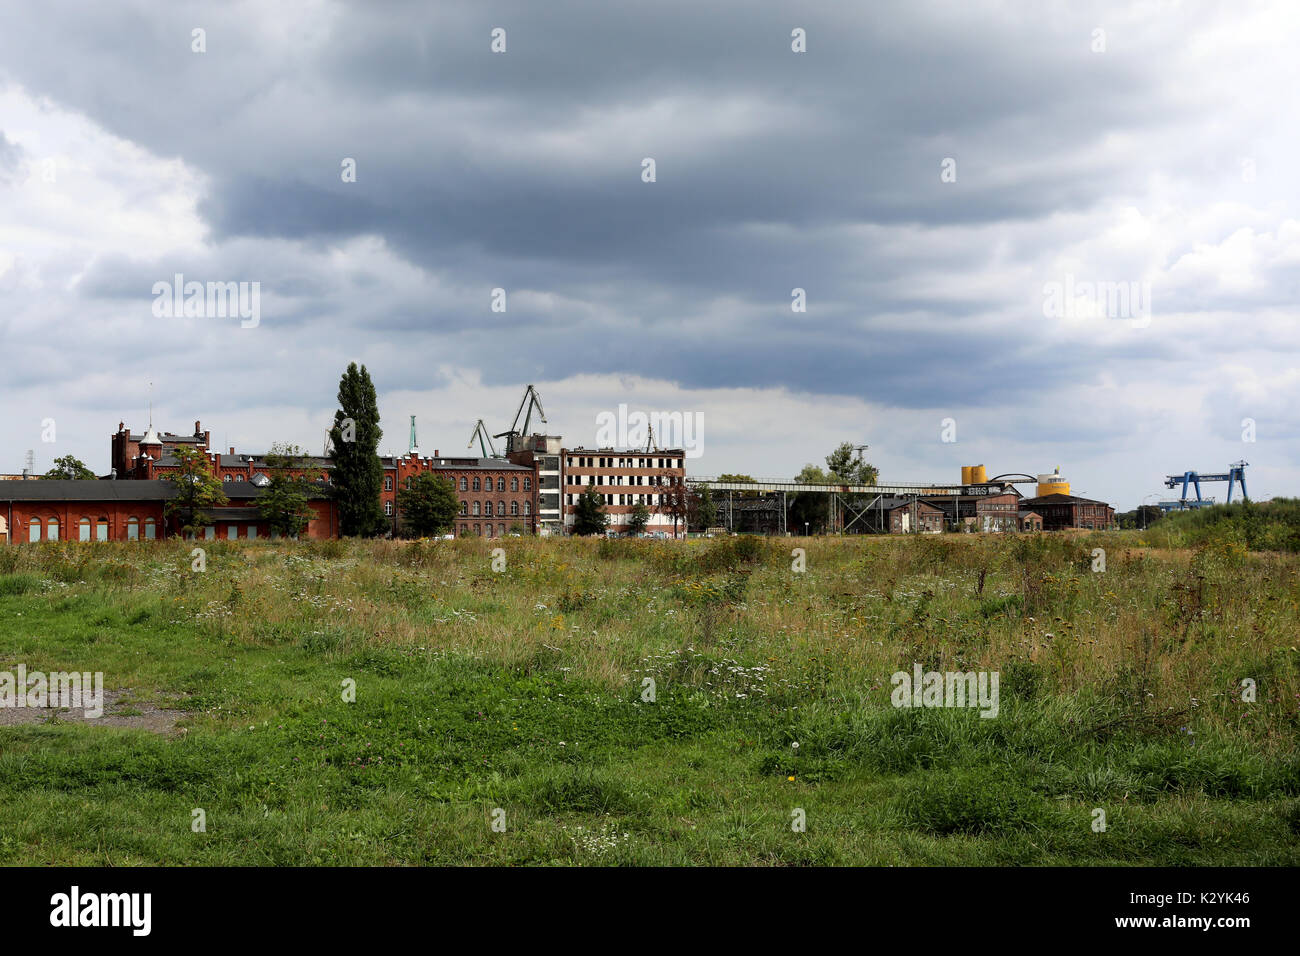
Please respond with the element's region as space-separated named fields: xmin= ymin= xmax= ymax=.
xmin=804 ymin=521 xmax=809 ymax=537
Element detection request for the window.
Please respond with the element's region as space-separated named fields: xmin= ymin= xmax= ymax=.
xmin=473 ymin=524 xmax=480 ymax=535
xmin=497 ymin=477 xmax=505 ymax=492
xmin=459 ymin=501 xmax=468 ymax=515
xmin=460 ymin=477 xmax=467 ymax=491
xmin=405 ymin=476 xmax=413 ymax=490
xmin=96 ymin=520 xmax=108 ymax=541
xmin=384 ymin=501 xmax=393 ymax=516
xmin=204 ymin=525 xmax=215 ymax=540
xmin=511 ymin=501 xmax=519 ymax=516
xmin=485 ymin=524 xmax=493 ymax=538
xmin=524 ymin=477 xmax=532 ymax=491
xmin=47 ymin=518 xmax=59 ymax=541
xmin=511 ymin=477 xmax=519 ymax=492
xmin=79 ymin=518 xmax=91 ymax=542
xmin=248 ymin=526 xmax=257 ymax=540
xmin=127 ymin=517 xmax=139 ymax=541
xmin=223 ymin=474 xmax=232 ymax=482
xmin=384 ymin=476 xmax=393 ymax=491
xmin=145 ymin=518 xmax=157 ymax=540
xmin=498 ymin=524 xmax=505 ymax=536
xmin=29 ymin=519 xmax=41 ymax=543
xmin=473 ymin=501 xmax=481 ymax=516
xmin=497 ymin=501 xmax=505 ymax=517
xmin=228 ymin=524 xmax=238 ymax=539
xmin=524 ymin=501 xmax=531 ymax=515
xmin=473 ymin=477 xmax=481 ymax=491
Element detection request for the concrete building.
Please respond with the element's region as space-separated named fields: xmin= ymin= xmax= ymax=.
xmin=506 ymin=435 xmax=564 ymax=536
xmin=562 ymin=447 xmax=687 ymax=536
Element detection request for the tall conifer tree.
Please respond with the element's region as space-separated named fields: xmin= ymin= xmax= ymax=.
xmin=329 ymin=363 xmax=385 ymax=537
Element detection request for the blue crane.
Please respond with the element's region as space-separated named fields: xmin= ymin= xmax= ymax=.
xmin=1163 ymin=461 xmax=1248 ymax=509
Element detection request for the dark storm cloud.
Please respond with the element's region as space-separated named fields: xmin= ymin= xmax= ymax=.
xmin=0 ymin=0 xmax=1287 ymax=429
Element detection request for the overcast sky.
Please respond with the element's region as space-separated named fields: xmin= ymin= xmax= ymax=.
xmin=2 ymin=0 xmax=1296 ymax=507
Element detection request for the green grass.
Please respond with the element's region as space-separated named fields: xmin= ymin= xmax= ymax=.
xmin=0 ymin=532 xmax=1296 ymax=865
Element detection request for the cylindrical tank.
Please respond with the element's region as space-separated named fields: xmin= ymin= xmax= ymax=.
xmin=970 ymin=465 xmax=988 ymax=484
xmin=1036 ymin=467 xmax=1071 ymax=497
xmin=961 ymin=466 xmax=973 ymax=485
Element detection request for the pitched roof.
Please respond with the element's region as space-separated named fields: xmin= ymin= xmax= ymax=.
xmin=0 ymin=479 xmax=325 ymax=502
xmin=1020 ymin=494 xmax=1112 ymax=506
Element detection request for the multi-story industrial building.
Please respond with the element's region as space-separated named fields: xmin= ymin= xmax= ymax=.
xmin=562 ymin=447 xmax=687 ymax=536
xmin=506 ymin=435 xmax=564 ymax=536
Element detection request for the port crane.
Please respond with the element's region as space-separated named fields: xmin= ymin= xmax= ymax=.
xmin=467 ymin=419 xmax=498 ymax=458
xmin=494 ymin=384 xmax=547 ymax=454
xmin=1163 ymin=461 xmax=1249 ymax=509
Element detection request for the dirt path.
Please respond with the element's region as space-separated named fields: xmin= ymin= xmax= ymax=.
xmin=0 ymin=688 xmax=186 ymax=735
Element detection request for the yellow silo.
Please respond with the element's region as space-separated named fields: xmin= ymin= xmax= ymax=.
xmin=961 ymin=466 xmax=973 ymax=485
xmin=1036 ymin=466 xmax=1071 ymax=497
xmin=970 ymin=465 xmax=988 ymax=484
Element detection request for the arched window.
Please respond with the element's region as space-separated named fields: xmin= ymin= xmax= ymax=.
xmin=524 ymin=477 xmax=532 ymax=491
xmin=127 ymin=517 xmax=140 ymax=541
xmin=473 ymin=524 xmax=480 ymax=535
xmin=473 ymin=501 xmax=481 ymax=516
xmin=46 ymin=517 xmax=59 ymax=541
xmin=472 ymin=477 xmax=481 ymax=491
xmin=384 ymin=476 xmax=393 ymax=491
xmin=496 ymin=477 xmax=505 ymax=492
xmin=384 ymin=501 xmax=393 ymax=516
xmin=223 ymin=474 xmax=232 ymax=482
xmin=96 ymin=519 xmax=109 ymax=541
xmin=405 ymin=476 xmax=413 ymax=490
xmin=485 ymin=524 xmax=493 ymax=538
xmin=511 ymin=501 xmax=519 ymax=516
xmin=498 ymin=524 xmax=506 ymax=537
xmin=29 ymin=518 xmax=42 ymax=543
xmin=145 ymin=517 xmax=157 ymax=540
xmin=79 ymin=517 xmax=91 ymax=542
xmin=459 ymin=501 xmax=468 ymax=515
xmin=524 ymin=501 xmax=531 ymax=515
xmin=497 ymin=501 xmax=505 ymax=517
xmin=460 ymin=477 xmax=467 ymax=491
xmin=511 ymin=477 xmax=519 ymax=492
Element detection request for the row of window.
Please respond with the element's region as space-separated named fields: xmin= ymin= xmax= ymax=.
xmin=27 ymin=517 xmax=157 ymax=542
xmin=567 ymin=456 xmax=681 ymax=469
xmin=568 ymin=474 xmax=665 ymax=487
xmin=566 ymin=493 xmax=661 ymax=507
xmin=467 ymin=524 xmax=509 ymax=537
xmin=383 ymin=475 xmax=532 ymax=493
xmin=458 ymin=500 xmax=529 ymax=517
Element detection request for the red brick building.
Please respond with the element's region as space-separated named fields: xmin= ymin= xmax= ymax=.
xmin=381 ymin=451 xmax=538 ymax=538
xmin=1 ymin=480 xmax=338 ymax=542
xmin=1017 ymin=494 xmax=1116 ymax=531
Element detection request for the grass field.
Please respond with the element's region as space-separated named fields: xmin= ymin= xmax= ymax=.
xmin=1 ymin=529 xmax=1297 ymax=865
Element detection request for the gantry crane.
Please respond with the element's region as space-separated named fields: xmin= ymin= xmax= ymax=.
xmin=1163 ymin=461 xmax=1249 ymax=509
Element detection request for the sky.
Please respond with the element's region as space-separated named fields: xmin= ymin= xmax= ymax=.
xmin=1 ymin=0 xmax=1296 ymax=509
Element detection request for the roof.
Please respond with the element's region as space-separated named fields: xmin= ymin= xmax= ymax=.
xmin=0 ymin=479 xmax=325 ymax=502
xmin=381 ymin=456 xmax=532 ymax=471
xmin=1020 ymin=494 xmax=1112 ymax=506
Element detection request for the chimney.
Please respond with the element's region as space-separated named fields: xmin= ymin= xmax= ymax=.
xmin=435 ymin=449 xmax=439 ymax=457
xmin=195 ymin=420 xmax=202 ymax=435
xmin=229 ymin=447 xmax=235 ymax=455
